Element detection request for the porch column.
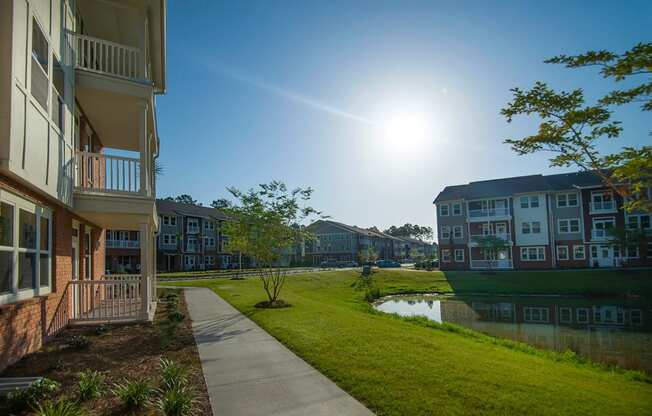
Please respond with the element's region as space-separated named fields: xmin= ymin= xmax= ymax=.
xmin=139 ymin=102 xmax=149 ymax=196
xmin=140 ymin=222 xmax=150 ymax=319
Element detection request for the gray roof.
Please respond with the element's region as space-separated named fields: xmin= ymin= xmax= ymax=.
xmin=433 ymin=171 xmax=604 ymax=203
xmin=309 ymin=220 xmax=402 ymax=240
xmin=156 ymin=199 xmax=229 ymax=221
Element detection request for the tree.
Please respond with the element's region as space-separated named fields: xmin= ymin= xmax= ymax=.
xmin=471 ymin=235 xmax=510 ymax=273
xmin=384 ymin=223 xmax=434 ymax=241
xmin=502 ymin=43 xmax=652 ymax=212
xmin=358 ymin=247 xmax=379 ymax=265
xmin=221 ymin=181 xmax=321 ymax=307
xmin=211 ymin=198 xmax=232 ymax=209
xmin=409 ymin=248 xmax=425 ymax=262
xmin=607 ymin=226 xmax=647 ymax=267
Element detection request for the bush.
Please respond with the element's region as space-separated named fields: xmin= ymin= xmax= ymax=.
xmin=6 ymin=378 xmax=60 ymax=412
xmin=33 ymin=398 xmax=85 ymax=416
xmin=156 ymin=385 xmax=196 ymax=416
xmin=160 ymin=358 xmax=189 ymax=391
xmin=364 ymin=287 xmax=381 ymax=302
xmin=111 ymin=378 xmax=153 ymax=409
xmin=67 ymin=335 xmax=91 ymax=350
xmin=78 ymin=370 xmax=105 ymax=401
xmin=168 ymin=310 xmax=185 ymax=322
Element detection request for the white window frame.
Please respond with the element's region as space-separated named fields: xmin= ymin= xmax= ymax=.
xmin=626 ymin=214 xmax=651 ymax=232
xmin=187 ymin=218 xmax=199 ymax=233
xmin=591 ymin=190 xmax=615 ymax=212
xmin=207 ymin=237 xmax=216 ymax=248
xmin=524 ymin=307 xmax=549 ymax=323
xmin=441 ymin=249 xmax=450 ymax=262
xmin=573 ymin=245 xmax=586 ymax=260
xmin=531 ymin=221 xmax=541 ymax=234
xmin=441 ymin=226 xmax=451 ymax=239
xmin=556 ymin=193 xmax=578 ymax=208
xmin=556 ymin=245 xmax=569 ymax=261
xmin=453 ymin=225 xmax=463 ymax=239
xmin=454 ymin=249 xmax=464 ymax=262
xmin=452 ymin=202 xmax=462 ymax=216
xmin=592 ymin=217 xmax=615 ymax=238
xmin=558 ymin=218 xmax=581 ymax=234
xmin=576 ymin=308 xmax=589 ymax=323
xmin=559 ymin=307 xmax=572 ymax=324
xmin=626 ymin=245 xmax=639 ymax=259
xmin=521 ymin=222 xmax=530 ymax=234
xmin=530 ymin=195 xmax=539 ymax=208
xmin=520 ymin=246 xmax=545 ymax=261
xmin=520 ymin=196 xmax=529 ymax=209
xmin=440 ymin=204 xmax=450 ymax=217
xmin=163 ymin=216 xmax=170 ymax=226
xmin=0 ymin=190 xmax=52 ymax=305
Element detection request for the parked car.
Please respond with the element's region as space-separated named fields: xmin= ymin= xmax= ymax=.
xmin=375 ymin=259 xmax=401 ymax=268
xmin=338 ymin=260 xmax=359 ymax=268
xmin=320 ymin=260 xmax=340 ymax=268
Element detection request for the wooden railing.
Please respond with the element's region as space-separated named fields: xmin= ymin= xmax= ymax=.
xmin=75 ymin=151 xmax=146 ymax=196
xmin=73 ymin=33 xmax=147 ymax=80
xmin=69 ymin=277 xmax=144 ymax=323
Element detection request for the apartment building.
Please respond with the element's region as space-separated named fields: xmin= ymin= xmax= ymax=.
xmin=434 ymin=172 xmax=652 ymax=271
xmin=0 ymin=0 xmax=166 ymax=371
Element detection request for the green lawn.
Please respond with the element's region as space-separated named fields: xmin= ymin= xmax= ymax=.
xmin=169 ymin=269 xmax=652 ymax=415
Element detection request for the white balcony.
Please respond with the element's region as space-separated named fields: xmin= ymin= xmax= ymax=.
xmin=591 ymin=229 xmax=611 ymax=240
xmin=73 ymin=33 xmax=149 ymax=82
xmin=75 ymin=151 xmax=151 ymax=197
xmin=470 ymin=259 xmax=513 ymax=269
xmin=467 ymin=207 xmax=511 ymax=222
xmin=590 ymin=200 xmax=616 ymax=214
xmin=107 ymin=239 xmax=140 ymax=249
xmin=469 ymin=233 xmax=511 ymax=246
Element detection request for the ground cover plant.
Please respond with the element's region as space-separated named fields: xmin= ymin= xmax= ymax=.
xmin=170 ymin=269 xmax=652 ymax=415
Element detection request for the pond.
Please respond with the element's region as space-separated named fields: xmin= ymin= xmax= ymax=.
xmin=375 ymin=294 xmax=652 ymax=373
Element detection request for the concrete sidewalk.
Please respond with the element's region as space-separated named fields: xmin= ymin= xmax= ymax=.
xmin=184 ymin=287 xmax=374 ymax=416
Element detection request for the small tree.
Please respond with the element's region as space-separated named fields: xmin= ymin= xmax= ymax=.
xmin=409 ymin=248 xmax=425 ymax=263
xmin=358 ymin=247 xmax=378 ymax=265
xmin=471 ymin=235 xmax=510 ymax=273
xmin=221 ymin=181 xmax=321 ymax=307
xmin=607 ymin=226 xmax=647 ymax=267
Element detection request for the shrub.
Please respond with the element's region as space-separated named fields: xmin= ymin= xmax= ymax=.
xmin=111 ymin=378 xmax=153 ymax=409
xmin=33 ymin=398 xmax=85 ymax=416
xmin=160 ymin=358 xmax=189 ymax=391
xmin=168 ymin=310 xmax=185 ymax=322
xmin=78 ymin=370 xmax=105 ymax=401
xmin=6 ymin=378 xmax=60 ymax=412
xmin=67 ymin=335 xmax=91 ymax=350
xmin=156 ymin=385 xmax=196 ymax=416
xmin=364 ymin=287 xmax=381 ymax=302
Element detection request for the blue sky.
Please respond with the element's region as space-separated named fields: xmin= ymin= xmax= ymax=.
xmin=157 ymin=0 xmax=651 ymax=234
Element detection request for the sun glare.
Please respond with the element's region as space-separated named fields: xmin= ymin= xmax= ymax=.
xmin=381 ymin=113 xmax=429 ymax=146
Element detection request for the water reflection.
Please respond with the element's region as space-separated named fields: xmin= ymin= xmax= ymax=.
xmin=375 ymin=295 xmax=652 ymax=372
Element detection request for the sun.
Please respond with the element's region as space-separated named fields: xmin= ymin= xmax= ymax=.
xmin=382 ymin=113 xmax=429 ymax=145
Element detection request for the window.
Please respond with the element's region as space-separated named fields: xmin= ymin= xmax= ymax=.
xmin=187 ymin=218 xmax=199 ymax=233
xmin=163 ymin=216 xmax=170 ymax=226
xmin=31 ymin=18 xmax=49 ymax=111
xmin=441 ymin=249 xmax=450 ymax=262
xmin=559 ymin=307 xmax=572 ymax=324
xmin=440 ymin=204 xmax=449 ymax=216
xmin=441 ymin=226 xmax=451 ymax=239
xmin=576 ymin=308 xmax=589 ymax=323
xmin=524 ymin=307 xmax=549 ymax=323
xmin=454 ymin=249 xmax=464 ymax=262
xmin=170 ymin=216 xmax=177 ymax=226
xmin=557 ymin=245 xmax=569 ymax=261
xmin=453 ymin=226 xmax=463 ymax=239
xmin=530 ymin=196 xmax=539 ymax=208
xmin=520 ymin=196 xmax=529 ymax=209
xmin=163 ymin=234 xmax=169 ymax=245
xmin=573 ymin=245 xmax=586 ymax=260
xmin=521 ymin=247 xmax=545 ymax=261
xmin=452 ymin=203 xmax=462 ymax=216
xmin=207 ymin=237 xmax=216 ymax=248
xmin=592 ymin=218 xmax=615 ymax=238
xmin=522 ymin=223 xmax=530 ymax=234
xmin=631 ymin=310 xmax=642 ymax=325
xmin=557 ymin=193 xmax=578 ymax=207
xmin=0 ymin=191 xmax=52 ymax=304
xmin=531 ymin=221 xmax=541 ymax=234
xmin=591 ymin=191 xmax=615 ymax=211
xmin=626 ymin=214 xmax=651 ymax=231
xmin=626 ymin=246 xmax=639 ymax=259
xmin=495 ymin=223 xmax=507 ymax=235
xmin=520 ymin=196 xmax=539 ymax=209
xmin=558 ymin=219 xmax=580 ymax=234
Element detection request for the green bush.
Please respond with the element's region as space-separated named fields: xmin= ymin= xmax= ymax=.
xmin=156 ymin=385 xmax=196 ymax=416
xmin=364 ymin=287 xmax=381 ymax=302
xmin=78 ymin=370 xmax=105 ymax=401
xmin=111 ymin=378 xmax=153 ymax=409
xmin=160 ymin=358 xmax=190 ymax=391
xmin=67 ymin=335 xmax=91 ymax=350
xmin=168 ymin=310 xmax=185 ymax=322
xmin=33 ymin=398 xmax=85 ymax=416
xmin=6 ymin=378 xmax=60 ymax=412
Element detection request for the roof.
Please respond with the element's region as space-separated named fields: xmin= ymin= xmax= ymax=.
xmin=309 ymin=220 xmax=401 ymax=240
xmin=433 ymin=171 xmax=604 ymax=203
xmin=156 ymin=199 xmax=229 ymax=221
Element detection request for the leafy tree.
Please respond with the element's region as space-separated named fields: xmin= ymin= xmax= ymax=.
xmin=163 ymin=194 xmax=201 ymax=205
xmin=471 ymin=235 xmax=510 ymax=272
xmin=409 ymin=248 xmax=425 ymax=262
xmin=211 ymin=198 xmax=232 ymax=209
xmin=607 ymin=226 xmax=647 ymax=267
xmin=221 ymin=181 xmax=321 ymax=307
xmin=384 ymin=223 xmax=434 ymax=240
xmin=358 ymin=247 xmax=379 ymax=265
xmin=502 ymin=43 xmax=652 ymax=212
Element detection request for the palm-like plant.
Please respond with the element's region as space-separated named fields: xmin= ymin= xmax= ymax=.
xmin=471 ymin=235 xmax=510 ymax=272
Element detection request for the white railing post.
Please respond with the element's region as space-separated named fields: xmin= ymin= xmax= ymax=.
xmin=139 ymin=223 xmax=149 ymax=319
xmin=71 ymin=33 xmax=146 ymax=81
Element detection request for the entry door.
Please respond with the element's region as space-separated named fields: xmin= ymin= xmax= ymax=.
xmin=591 ymin=245 xmax=613 ymax=267
xmin=72 ymin=225 xmax=80 ymax=315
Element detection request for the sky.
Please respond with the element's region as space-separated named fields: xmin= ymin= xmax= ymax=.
xmin=157 ymin=0 xmax=651 ymax=236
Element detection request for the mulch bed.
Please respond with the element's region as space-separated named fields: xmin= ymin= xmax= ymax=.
xmin=0 ymin=289 xmax=212 ymax=415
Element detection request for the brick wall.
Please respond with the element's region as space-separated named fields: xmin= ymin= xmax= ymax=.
xmin=439 ymin=245 xmax=469 ymax=270
xmin=0 ymin=174 xmax=105 ymax=371
xmin=513 ymin=245 xmax=553 ymax=269
xmin=554 ymin=241 xmax=589 ymax=269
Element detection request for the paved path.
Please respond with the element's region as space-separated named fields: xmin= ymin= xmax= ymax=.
xmin=184 ymin=287 xmax=374 ymax=416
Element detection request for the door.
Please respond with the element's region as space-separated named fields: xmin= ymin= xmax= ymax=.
xmin=591 ymin=245 xmax=614 ymax=267
xmin=72 ymin=225 xmax=80 ymax=316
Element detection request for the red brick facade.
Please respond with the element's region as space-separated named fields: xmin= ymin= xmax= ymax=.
xmin=0 ymin=175 xmax=105 ymax=371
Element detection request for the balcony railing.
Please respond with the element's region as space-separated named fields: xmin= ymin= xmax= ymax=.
xmin=73 ymin=33 xmax=148 ymax=81
xmin=470 ymin=259 xmax=513 ymax=269
xmin=468 ymin=207 xmax=510 ymax=219
xmin=107 ymin=239 xmax=140 ymax=249
xmin=75 ymin=152 xmax=148 ymax=196
xmin=590 ymin=200 xmax=616 ymax=212
xmin=591 ymin=229 xmax=612 ymax=240
xmin=469 ymin=233 xmax=511 ymax=245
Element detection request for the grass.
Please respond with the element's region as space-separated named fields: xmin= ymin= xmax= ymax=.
xmin=169 ymin=269 xmax=652 ymax=416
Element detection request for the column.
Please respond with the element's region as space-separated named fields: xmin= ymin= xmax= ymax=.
xmin=139 ymin=102 xmax=149 ymax=195
xmin=139 ymin=222 xmax=149 ymax=319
